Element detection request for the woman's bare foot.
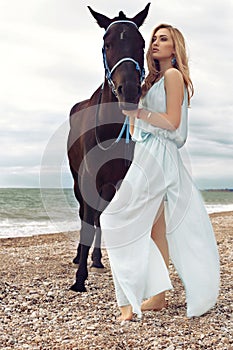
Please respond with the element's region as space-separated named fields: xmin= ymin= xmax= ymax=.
xmin=118 ymin=305 xmax=133 ymax=321
xmin=141 ymin=292 xmax=167 ymax=311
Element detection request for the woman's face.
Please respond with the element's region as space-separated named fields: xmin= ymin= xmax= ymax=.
xmin=151 ymin=28 xmax=175 ymax=62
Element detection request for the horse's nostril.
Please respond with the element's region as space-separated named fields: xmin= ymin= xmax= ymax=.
xmin=117 ymin=85 xmax=123 ymax=95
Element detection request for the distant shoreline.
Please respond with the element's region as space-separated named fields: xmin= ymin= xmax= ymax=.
xmin=203 ymin=189 xmax=233 ymax=192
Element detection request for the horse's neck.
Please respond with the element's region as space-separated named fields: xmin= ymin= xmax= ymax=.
xmin=101 ymin=81 xmax=117 ymax=103
xmin=98 ymin=82 xmax=124 ymax=126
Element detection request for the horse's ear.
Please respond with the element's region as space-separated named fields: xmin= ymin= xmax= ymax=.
xmin=88 ymin=6 xmax=111 ymax=30
xmin=130 ymin=3 xmax=151 ymax=28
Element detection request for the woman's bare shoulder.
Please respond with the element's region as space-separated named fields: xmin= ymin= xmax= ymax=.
xmin=164 ymin=68 xmax=183 ymax=80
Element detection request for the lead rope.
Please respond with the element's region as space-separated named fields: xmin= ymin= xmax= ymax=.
xmin=95 ymin=82 xmax=131 ymax=151
xmin=116 ymin=115 xmax=131 ymax=168
xmin=115 ymin=116 xmax=130 ymax=144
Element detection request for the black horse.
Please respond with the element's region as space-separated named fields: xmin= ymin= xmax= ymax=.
xmin=68 ymin=4 xmax=150 ymax=292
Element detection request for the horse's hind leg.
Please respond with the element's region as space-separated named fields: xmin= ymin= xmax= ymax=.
xmin=73 ymin=225 xmax=105 ymax=270
xmin=90 ymin=222 xmax=105 ymax=271
xmin=90 ymin=183 xmax=116 ymax=271
xmin=72 ymin=180 xmax=83 ymax=266
xmin=73 ymin=242 xmax=81 ymax=265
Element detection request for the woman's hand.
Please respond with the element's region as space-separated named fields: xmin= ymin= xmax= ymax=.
xmin=122 ymin=109 xmax=140 ymax=136
xmin=122 ymin=109 xmax=141 ymax=119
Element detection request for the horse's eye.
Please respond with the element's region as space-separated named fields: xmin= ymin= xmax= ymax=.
xmin=105 ymin=43 xmax=110 ymax=50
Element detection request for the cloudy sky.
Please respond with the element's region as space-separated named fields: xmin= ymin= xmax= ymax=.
xmin=1 ymin=0 xmax=232 ymax=189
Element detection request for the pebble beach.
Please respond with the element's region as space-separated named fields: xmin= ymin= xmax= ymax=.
xmin=0 ymin=211 xmax=232 ymax=349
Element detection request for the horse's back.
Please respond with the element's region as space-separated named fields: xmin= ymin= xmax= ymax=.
xmin=70 ymin=99 xmax=90 ymax=117
xmin=70 ymin=85 xmax=102 ymax=117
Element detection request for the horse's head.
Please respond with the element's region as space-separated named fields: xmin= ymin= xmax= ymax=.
xmin=88 ymin=4 xmax=150 ymax=110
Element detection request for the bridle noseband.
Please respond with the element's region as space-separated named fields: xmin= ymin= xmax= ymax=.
xmin=102 ymin=20 xmax=145 ymax=96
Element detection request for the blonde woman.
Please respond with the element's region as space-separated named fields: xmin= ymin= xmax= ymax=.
xmin=100 ymin=24 xmax=220 ymax=321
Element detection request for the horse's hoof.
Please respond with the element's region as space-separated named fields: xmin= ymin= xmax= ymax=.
xmin=69 ymin=283 xmax=87 ymax=293
xmin=89 ymin=266 xmax=107 ymax=273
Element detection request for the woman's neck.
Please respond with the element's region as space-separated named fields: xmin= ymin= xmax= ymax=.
xmin=157 ymin=60 xmax=173 ymax=79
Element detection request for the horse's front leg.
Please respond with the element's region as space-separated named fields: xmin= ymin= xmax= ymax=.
xmin=70 ymin=219 xmax=95 ymax=292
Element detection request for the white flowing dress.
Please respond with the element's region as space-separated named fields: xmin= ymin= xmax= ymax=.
xmin=100 ymin=77 xmax=220 ymax=318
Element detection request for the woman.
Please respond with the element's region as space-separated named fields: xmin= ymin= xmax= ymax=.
xmin=100 ymin=24 xmax=220 ymax=321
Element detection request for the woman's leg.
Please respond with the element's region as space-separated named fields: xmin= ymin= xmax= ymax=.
xmin=141 ymin=205 xmax=169 ymax=311
xmin=151 ymin=206 xmax=169 ymax=268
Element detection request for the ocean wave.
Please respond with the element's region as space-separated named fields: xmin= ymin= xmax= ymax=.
xmin=0 ymin=204 xmax=232 ymax=239
xmin=205 ymin=204 xmax=233 ymax=214
xmin=0 ymin=218 xmax=81 ymax=239
xmin=0 ymin=188 xmax=232 ymax=239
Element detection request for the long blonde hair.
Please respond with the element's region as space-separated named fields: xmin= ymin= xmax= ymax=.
xmin=142 ymin=24 xmax=194 ymax=105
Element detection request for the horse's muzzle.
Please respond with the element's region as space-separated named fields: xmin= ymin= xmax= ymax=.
xmin=118 ymin=101 xmax=138 ymax=111
xmin=116 ymin=82 xmax=141 ymax=110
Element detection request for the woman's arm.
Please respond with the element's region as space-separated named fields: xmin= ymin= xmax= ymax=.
xmin=123 ymin=68 xmax=184 ymax=131
xmin=129 ymin=116 xmax=135 ymax=136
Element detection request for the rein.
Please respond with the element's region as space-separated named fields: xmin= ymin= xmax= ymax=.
xmin=95 ymin=20 xmax=145 ymax=151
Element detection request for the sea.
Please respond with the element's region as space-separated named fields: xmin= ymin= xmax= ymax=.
xmin=0 ymin=188 xmax=233 ymax=239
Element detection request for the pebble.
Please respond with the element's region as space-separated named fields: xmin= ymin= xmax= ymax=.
xmin=0 ymin=215 xmax=232 ymax=349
